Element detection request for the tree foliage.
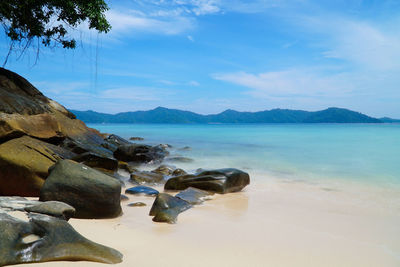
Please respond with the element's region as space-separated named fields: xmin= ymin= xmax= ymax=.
xmin=0 ymin=0 xmax=111 ymax=65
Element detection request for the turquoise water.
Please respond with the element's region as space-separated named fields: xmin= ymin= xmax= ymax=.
xmin=88 ymin=123 xmax=400 ymax=187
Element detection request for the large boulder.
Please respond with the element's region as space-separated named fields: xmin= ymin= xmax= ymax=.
xmin=0 ymin=136 xmax=76 ymax=196
xmin=40 ymin=160 xmax=122 ymax=219
xmin=149 ymin=193 xmax=192 ymax=224
xmin=164 ymin=168 xmax=250 ymax=194
xmin=113 ymin=144 xmax=168 ymax=163
xmin=0 ymin=212 xmax=123 ymax=266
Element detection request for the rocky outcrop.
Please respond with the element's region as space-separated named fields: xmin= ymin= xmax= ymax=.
xmin=165 ymin=168 xmax=250 ymax=194
xmin=40 ymin=160 xmax=122 ymax=219
xmin=0 ymin=136 xmax=76 ymax=196
xmin=0 ymin=68 xmax=104 ymax=144
xmin=0 ymin=68 xmax=123 ymax=197
xmin=0 ymin=197 xmax=122 ymax=265
xmin=0 ymin=212 xmax=122 ymax=266
xmin=149 ymin=193 xmax=192 ymax=223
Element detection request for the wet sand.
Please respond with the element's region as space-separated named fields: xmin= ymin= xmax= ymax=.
xmin=25 ymin=173 xmax=400 ymax=267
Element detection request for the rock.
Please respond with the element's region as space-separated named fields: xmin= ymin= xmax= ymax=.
xmin=128 ymin=202 xmax=146 ymax=207
xmin=0 ymin=136 xmax=76 ymax=196
xmin=149 ymin=193 xmax=192 ymax=223
xmin=125 ymin=186 xmax=159 ymax=196
xmin=130 ymin=170 xmax=164 ymax=185
xmin=0 ymin=212 xmax=123 ymax=266
xmin=113 ymin=144 xmax=168 ymax=163
xmin=40 ymin=160 xmax=122 ymax=219
xmin=165 ymin=156 xmax=194 ymax=163
xmin=24 ymin=201 xmax=75 ymax=221
xmin=105 ymin=134 xmax=131 ymax=147
xmin=0 ymin=67 xmax=112 ymax=155
xmin=129 ymin=136 xmax=144 ymax=141
xmin=159 ymin=143 xmax=172 ymax=149
xmin=172 ymin=168 xmax=187 ymax=176
xmin=118 ymin=161 xmax=138 ymax=174
xmin=152 ymin=164 xmax=175 ymax=176
xmin=175 ymin=187 xmax=213 ymax=205
xmin=61 ymin=137 xmax=114 ymax=158
xmin=0 ymin=197 xmax=74 ymax=220
xmin=120 ymin=194 xmax=129 ymax=201
xmin=165 ymin=168 xmax=250 ymax=194
xmin=178 ymin=146 xmax=191 ymax=151
xmin=72 ymin=152 xmax=118 ymax=172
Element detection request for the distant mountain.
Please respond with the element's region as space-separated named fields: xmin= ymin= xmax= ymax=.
xmin=379 ymin=117 xmax=400 ymax=123
xmin=70 ymin=107 xmax=382 ymax=124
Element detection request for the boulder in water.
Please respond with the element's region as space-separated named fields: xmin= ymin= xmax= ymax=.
xmin=165 ymin=168 xmax=250 ymax=194
xmin=113 ymin=144 xmax=168 ymax=163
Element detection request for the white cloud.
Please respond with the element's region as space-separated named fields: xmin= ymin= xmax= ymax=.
xmin=213 ymin=69 xmax=352 ymax=98
xmin=106 ymin=9 xmax=195 ymax=36
xmin=301 ymin=15 xmax=400 ymax=71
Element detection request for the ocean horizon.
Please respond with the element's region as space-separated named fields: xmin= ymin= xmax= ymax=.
xmin=89 ymin=123 xmax=400 ymax=189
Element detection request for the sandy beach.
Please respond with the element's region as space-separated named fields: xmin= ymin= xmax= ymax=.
xmin=23 ymin=172 xmax=400 ymax=267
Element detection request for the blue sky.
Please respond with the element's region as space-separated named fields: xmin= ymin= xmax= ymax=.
xmin=1 ymin=0 xmax=400 ymax=117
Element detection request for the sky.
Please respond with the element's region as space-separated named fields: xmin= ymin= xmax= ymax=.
xmin=1 ymin=0 xmax=400 ymax=117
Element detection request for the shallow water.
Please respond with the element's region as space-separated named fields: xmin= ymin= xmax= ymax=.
xmin=89 ymin=123 xmax=400 ymax=188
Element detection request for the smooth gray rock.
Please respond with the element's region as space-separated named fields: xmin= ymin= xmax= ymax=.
xmin=40 ymin=160 xmax=122 ymax=219
xmin=125 ymin=186 xmax=159 ymax=196
xmin=165 ymin=168 xmax=250 ymax=194
xmin=0 ymin=197 xmax=74 ymax=220
xmin=175 ymin=187 xmax=213 ymax=205
xmin=113 ymin=144 xmax=168 ymax=163
xmin=24 ymin=201 xmax=75 ymax=220
xmin=0 ymin=212 xmax=123 ymax=266
xmin=128 ymin=202 xmax=146 ymax=207
xmin=149 ymin=193 xmax=192 ymax=223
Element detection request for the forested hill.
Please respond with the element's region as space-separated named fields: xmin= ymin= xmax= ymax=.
xmin=70 ymin=107 xmax=383 ymax=124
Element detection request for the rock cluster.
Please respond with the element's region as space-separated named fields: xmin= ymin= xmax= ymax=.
xmin=0 ymin=68 xmax=251 ymax=264
xmin=0 ymin=197 xmax=123 ymax=266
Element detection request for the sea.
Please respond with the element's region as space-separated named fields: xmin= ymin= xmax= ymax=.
xmin=88 ymin=123 xmax=400 ymax=189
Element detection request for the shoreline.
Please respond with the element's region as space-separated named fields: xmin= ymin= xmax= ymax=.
xmin=22 ymin=171 xmax=400 ymax=267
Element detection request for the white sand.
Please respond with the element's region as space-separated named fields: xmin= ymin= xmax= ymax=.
xmin=23 ymin=173 xmax=400 ymax=267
